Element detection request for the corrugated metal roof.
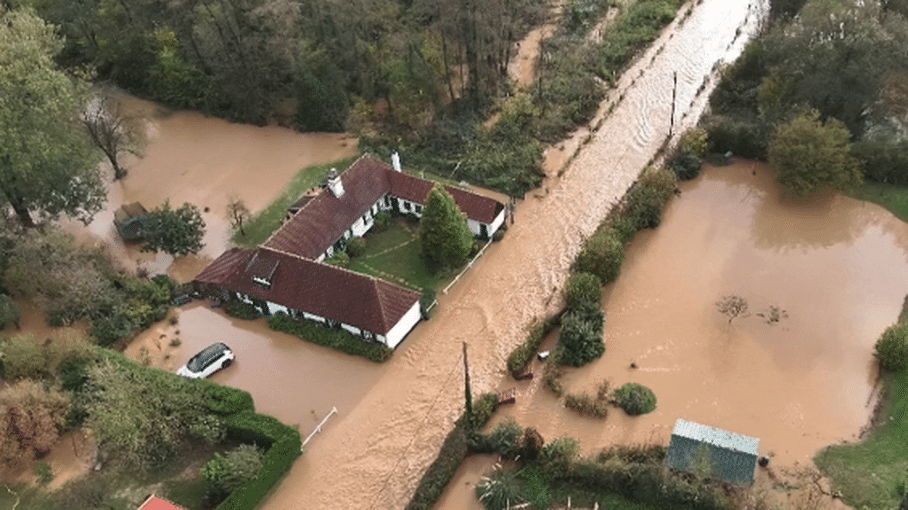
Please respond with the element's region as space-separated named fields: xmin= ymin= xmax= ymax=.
xmin=672 ymin=419 xmax=759 ymax=455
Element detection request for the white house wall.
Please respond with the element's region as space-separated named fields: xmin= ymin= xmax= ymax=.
xmin=384 ymin=301 xmax=421 ymax=348
xmin=488 ymin=209 xmax=505 ymax=235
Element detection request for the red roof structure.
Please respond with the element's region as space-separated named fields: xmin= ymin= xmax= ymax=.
xmin=264 ymin=155 xmax=503 ymax=259
xmin=137 ymin=495 xmax=186 ymax=510
xmin=195 ymin=247 xmax=420 ymax=337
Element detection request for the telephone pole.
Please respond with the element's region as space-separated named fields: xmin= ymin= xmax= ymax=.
xmin=463 ymin=342 xmax=473 ymax=417
xmin=669 ymin=71 xmax=678 ymax=138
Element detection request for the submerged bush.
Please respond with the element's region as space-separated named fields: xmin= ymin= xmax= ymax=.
xmin=612 ymin=383 xmax=657 ymax=416
xmin=472 ymin=419 xmax=523 ymax=459
xmin=476 ymin=469 xmax=525 ymax=510
xmin=875 ymin=322 xmax=908 ymax=372
xmin=563 ymin=272 xmax=603 ymax=309
xmin=558 ymin=301 xmax=605 ymax=367
xmin=575 ymin=230 xmax=625 ymax=285
xmin=507 ymin=314 xmax=561 ymax=378
xmin=540 ymin=437 xmax=580 ymax=477
xmin=624 ymin=167 xmax=677 ymax=230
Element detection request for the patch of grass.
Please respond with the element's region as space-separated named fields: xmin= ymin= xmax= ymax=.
xmin=346 ymin=220 xmax=454 ymax=292
xmin=851 ymin=182 xmax=908 ymax=224
xmin=232 ymin=157 xmax=357 ymax=247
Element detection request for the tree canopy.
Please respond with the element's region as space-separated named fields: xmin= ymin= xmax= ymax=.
xmin=419 ymin=184 xmax=474 ymax=270
xmin=768 ymin=111 xmax=863 ymax=196
xmin=0 ymin=8 xmax=105 ymax=227
xmin=142 ymin=201 xmax=206 ymax=257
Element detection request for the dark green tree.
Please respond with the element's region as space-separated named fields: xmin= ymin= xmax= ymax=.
xmin=768 ymin=111 xmax=863 ymax=197
xmin=557 ymin=301 xmax=605 ymax=367
xmin=875 ymin=322 xmax=908 ymax=372
xmin=0 ymin=8 xmax=104 ymax=227
xmin=611 ymin=382 xmax=657 ymax=416
xmin=0 ymin=294 xmax=20 ymax=330
xmin=201 ymin=444 xmax=264 ymax=498
xmin=419 ymin=184 xmax=473 ymax=269
xmin=142 ymin=201 xmax=206 ymax=257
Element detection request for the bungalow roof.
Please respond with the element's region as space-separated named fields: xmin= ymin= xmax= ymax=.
xmin=137 ymin=495 xmax=185 ymax=510
xmin=194 ymin=247 xmax=420 ymax=337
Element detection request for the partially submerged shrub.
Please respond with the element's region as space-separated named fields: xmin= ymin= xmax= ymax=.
xmin=575 ymin=230 xmax=625 ymax=285
xmin=565 ymin=392 xmax=609 ymax=418
xmin=225 ymin=302 xmax=262 ymax=320
xmin=678 ymin=127 xmax=709 ymax=157
xmin=540 ymin=437 xmax=580 ymax=477
xmin=476 ymin=469 xmax=524 ymax=510
xmin=558 ymin=301 xmax=605 ymax=367
xmin=624 ymin=167 xmax=677 ymax=230
xmin=472 ymin=419 xmax=522 ymax=459
xmin=563 ymin=272 xmax=602 ymax=309
xmin=672 ymin=149 xmax=704 ymax=180
xmin=875 ymin=322 xmax=908 ymax=372
xmin=612 ymin=383 xmax=657 ymax=416
xmin=507 ymin=314 xmax=560 ymax=378
xmin=520 ymin=427 xmax=545 ymax=461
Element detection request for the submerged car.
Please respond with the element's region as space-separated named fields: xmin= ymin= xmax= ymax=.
xmin=177 ymin=342 xmax=235 ymax=379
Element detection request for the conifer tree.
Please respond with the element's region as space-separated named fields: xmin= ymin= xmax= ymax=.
xmin=419 ymin=185 xmax=473 ymax=269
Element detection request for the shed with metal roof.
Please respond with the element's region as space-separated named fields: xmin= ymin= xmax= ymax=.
xmin=666 ymin=419 xmax=759 ymax=485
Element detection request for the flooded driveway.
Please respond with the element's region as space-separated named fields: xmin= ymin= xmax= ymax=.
xmin=262 ymin=1 xmax=775 ymax=508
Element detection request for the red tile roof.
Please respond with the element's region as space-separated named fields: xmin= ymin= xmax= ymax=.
xmin=137 ymin=495 xmax=185 ymax=510
xmin=264 ymin=155 xmax=503 ymax=259
xmin=195 ymin=247 xmax=420 ymax=337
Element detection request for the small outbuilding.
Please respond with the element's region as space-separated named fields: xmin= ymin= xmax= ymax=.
xmin=113 ymin=202 xmax=150 ymax=241
xmin=666 ymin=419 xmax=759 ymax=485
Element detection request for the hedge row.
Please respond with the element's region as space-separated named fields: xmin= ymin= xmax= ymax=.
xmin=216 ymin=411 xmax=303 ymax=510
xmin=268 ymin=314 xmax=393 ymax=363
xmin=506 ymin=314 xmax=562 ymax=378
xmin=405 ymin=393 xmax=498 ymax=510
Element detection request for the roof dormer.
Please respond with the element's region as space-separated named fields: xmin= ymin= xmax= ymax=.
xmin=327 ymin=168 xmax=345 ymax=198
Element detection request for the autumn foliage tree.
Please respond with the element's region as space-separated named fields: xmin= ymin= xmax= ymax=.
xmin=419 ymin=185 xmax=474 ymax=270
xmin=0 ymin=380 xmax=70 ymax=465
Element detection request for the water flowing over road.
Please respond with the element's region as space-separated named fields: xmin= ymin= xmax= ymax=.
xmin=261 ymin=1 xmax=772 ymax=507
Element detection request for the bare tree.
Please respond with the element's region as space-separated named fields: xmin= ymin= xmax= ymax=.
xmin=226 ymin=196 xmax=251 ymax=236
xmin=715 ymin=295 xmax=749 ymax=324
xmin=82 ymin=89 xmax=145 ymax=180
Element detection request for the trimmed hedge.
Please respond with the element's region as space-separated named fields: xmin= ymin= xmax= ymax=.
xmin=611 ymin=383 xmax=657 ymax=416
xmin=507 ymin=314 xmax=562 ymax=378
xmin=197 ymin=379 xmax=255 ymax=416
xmin=405 ymin=393 xmax=498 ymax=510
xmin=268 ymin=314 xmax=393 ymax=363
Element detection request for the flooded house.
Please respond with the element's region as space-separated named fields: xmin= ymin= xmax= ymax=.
xmin=194 ymin=154 xmax=505 ymax=348
xmin=666 ymin=419 xmax=760 ymax=485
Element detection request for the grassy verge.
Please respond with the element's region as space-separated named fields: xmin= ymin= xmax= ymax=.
xmin=232 ymin=157 xmax=357 ymax=247
xmin=850 ymin=182 xmax=908 ymax=224
xmin=815 ymin=296 xmax=908 ymax=510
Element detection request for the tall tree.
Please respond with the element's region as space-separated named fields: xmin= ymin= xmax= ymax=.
xmin=82 ymin=89 xmax=146 ymax=180
xmin=419 ymin=184 xmax=473 ymax=269
xmin=768 ymin=110 xmax=863 ymax=197
xmin=0 ymin=8 xmax=105 ymax=227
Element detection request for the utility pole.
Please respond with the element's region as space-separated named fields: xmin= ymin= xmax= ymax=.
xmin=463 ymin=342 xmax=473 ymax=417
xmin=669 ymin=71 xmax=678 ymax=138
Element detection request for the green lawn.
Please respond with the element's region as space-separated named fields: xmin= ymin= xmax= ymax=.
xmin=851 ymin=182 xmax=908 ymax=224
xmin=232 ymin=157 xmax=358 ymax=247
xmin=346 ymin=219 xmax=453 ymax=292
xmin=815 ymin=297 xmax=908 ymax=509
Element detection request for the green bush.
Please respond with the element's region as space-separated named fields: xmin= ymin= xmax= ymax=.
xmin=345 ymin=237 xmax=366 ymax=258
xmin=203 ymin=444 xmax=264 ymax=498
xmin=520 ymin=427 xmax=545 ymax=461
xmin=325 ymin=251 xmax=350 ymax=267
xmin=225 ymin=302 xmax=262 ymax=320
xmin=874 ymin=323 xmax=908 ymax=372
xmin=855 ymin=140 xmax=908 ymax=185
xmin=0 ymin=293 xmax=20 ymax=330
xmin=475 ymin=469 xmax=525 ymax=510
xmin=703 ymin=115 xmax=768 ymax=160
xmin=543 ymin=350 xmax=567 ymax=396
xmin=558 ymin=301 xmax=605 ymax=367
xmin=471 ymin=419 xmax=522 ymax=459
xmin=563 ymin=272 xmax=602 ymax=309
xmin=268 ymin=314 xmax=392 ymax=363
xmin=610 ymin=215 xmax=639 ymax=245
xmin=624 ymin=167 xmax=677 ymax=230
xmin=373 ymin=212 xmax=392 ymax=232
xmin=0 ymin=334 xmax=51 ymax=380
xmin=575 ymin=230 xmax=625 ymax=285
xmin=611 ymin=383 xmax=657 ymax=415
xmin=198 ymin=380 xmax=255 ymax=416
xmin=540 ymin=437 xmax=580 ymax=478
xmin=216 ymin=430 xmax=302 ymax=510
xmin=506 ymin=314 xmax=561 ymax=377
xmin=671 ymin=149 xmax=704 ymax=180
xmin=564 ymin=381 xmax=610 ymax=418
xmin=678 ymin=128 xmax=709 ymax=158
xmin=34 ymin=460 xmax=54 ymax=485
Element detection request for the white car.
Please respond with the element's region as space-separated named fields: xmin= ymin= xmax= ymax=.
xmin=177 ymin=342 xmax=235 ymax=379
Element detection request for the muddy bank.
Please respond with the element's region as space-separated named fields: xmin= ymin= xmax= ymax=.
xmin=261 ymin=1 xmax=771 ymax=508
xmin=64 ymin=95 xmax=357 ymax=281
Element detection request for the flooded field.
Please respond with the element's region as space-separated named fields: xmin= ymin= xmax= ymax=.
xmin=66 ymin=96 xmax=356 ymax=280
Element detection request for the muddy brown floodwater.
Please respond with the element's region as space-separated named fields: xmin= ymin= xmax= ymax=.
xmin=65 ymin=96 xmax=356 ymax=281
xmin=262 ymin=1 xmax=775 ymax=508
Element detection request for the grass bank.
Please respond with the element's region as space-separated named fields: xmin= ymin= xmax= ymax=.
xmin=850 ymin=182 xmax=908 ymax=225
xmin=815 ymin=296 xmax=908 ymax=510
xmin=232 ymin=157 xmax=357 ymax=247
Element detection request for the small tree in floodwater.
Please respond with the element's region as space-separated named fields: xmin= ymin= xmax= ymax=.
xmin=716 ymin=295 xmax=749 ymax=324
xmin=226 ymin=196 xmax=251 ymax=236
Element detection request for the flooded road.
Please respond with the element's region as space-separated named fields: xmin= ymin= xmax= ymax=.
xmin=67 ymin=97 xmax=356 ymax=280
xmin=262 ymin=1 xmax=775 ymax=508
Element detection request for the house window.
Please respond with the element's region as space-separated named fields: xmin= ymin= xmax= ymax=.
xmin=402 ymin=202 xmax=409 ymax=212
xmin=415 ymin=204 xmax=422 ymax=213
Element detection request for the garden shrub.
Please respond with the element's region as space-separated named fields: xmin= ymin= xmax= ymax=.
xmin=540 ymin=437 xmax=580 ymax=478
xmin=202 ymin=444 xmax=264 ymax=499
xmin=325 ymin=251 xmax=350 ymax=267
xmin=90 ymin=312 xmax=138 ymax=346
xmin=507 ymin=314 xmax=561 ymax=378
xmin=520 ymin=427 xmax=545 ymax=461
xmin=874 ymin=322 xmax=908 ymax=372
xmin=346 ymin=237 xmax=366 ymax=258
xmin=373 ymin=212 xmax=392 ymax=232
xmin=216 ymin=428 xmax=302 ymax=510
xmin=611 ymin=383 xmax=657 ymax=415
xmin=563 ymin=272 xmax=602 ymax=309
xmin=267 ymin=314 xmax=392 ymax=363
xmin=225 ymin=302 xmax=262 ymax=320
xmin=475 ymin=469 xmax=525 ymax=510
xmin=564 ymin=381 xmax=610 ymax=418
xmin=198 ymin=380 xmax=255 ymax=416
xmin=855 ymin=139 xmax=908 ymax=185
xmin=558 ymin=301 xmax=605 ymax=367
xmin=575 ymin=230 xmax=625 ymax=285
xmin=678 ymin=127 xmax=709 ymax=158
xmin=671 ymin=148 xmax=704 ymax=180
